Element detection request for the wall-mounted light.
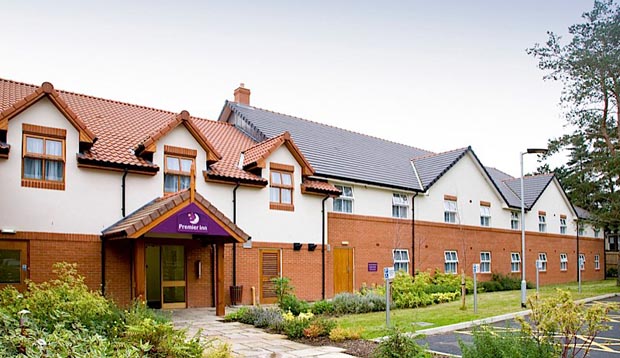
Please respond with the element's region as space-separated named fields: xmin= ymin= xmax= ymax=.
xmin=243 ymin=237 xmax=252 ymax=249
xmin=308 ymin=244 xmax=317 ymax=251
xmin=1 ymin=228 xmax=16 ymax=234
xmin=341 ymin=241 xmax=349 ymax=246
xmin=293 ymin=243 xmax=302 ymax=251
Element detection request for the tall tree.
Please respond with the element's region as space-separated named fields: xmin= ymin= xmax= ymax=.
xmin=528 ymin=0 xmax=620 ymax=231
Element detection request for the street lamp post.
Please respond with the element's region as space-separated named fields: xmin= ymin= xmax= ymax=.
xmin=520 ymin=148 xmax=548 ymax=308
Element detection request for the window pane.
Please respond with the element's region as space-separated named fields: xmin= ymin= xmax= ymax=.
xmin=333 ymin=199 xmax=343 ymax=212
xmin=342 ymin=200 xmax=352 ymax=213
xmin=0 ymin=249 xmax=21 ymax=283
xmin=179 ymin=176 xmax=190 ymax=190
xmin=45 ymin=161 xmax=64 ymax=181
xmin=24 ymin=158 xmax=43 ymax=179
xmin=164 ymin=174 xmax=179 ymax=192
xmin=167 ymin=157 xmax=180 ymax=171
xmin=26 ymin=137 xmax=44 ymax=154
xmin=271 ymin=172 xmax=281 ymax=185
xmin=180 ymin=159 xmax=192 ymax=173
xmin=163 ymin=286 xmax=185 ymax=304
xmin=281 ymin=173 xmax=292 ymax=186
xmin=46 ymin=140 xmax=62 ymax=156
xmin=281 ymin=188 xmax=292 ymax=204
xmin=270 ymin=187 xmax=280 ymax=203
xmin=342 ymin=186 xmax=353 ymax=197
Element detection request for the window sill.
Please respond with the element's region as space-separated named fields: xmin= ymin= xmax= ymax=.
xmin=21 ymin=179 xmax=65 ymax=191
xmin=270 ymin=203 xmax=294 ymax=211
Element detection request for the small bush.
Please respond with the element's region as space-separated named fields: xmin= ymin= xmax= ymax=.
xmin=332 ymin=292 xmax=386 ymax=314
xmin=282 ymin=311 xmax=314 ymax=339
xmin=303 ymin=316 xmax=336 ymax=337
xmin=253 ymin=307 xmax=284 ymax=328
xmin=280 ymin=294 xmax=310 ymax=316
xmin=607 ymin=267 xmax=618 ymax=278
xmin=459 ymin=325 xmax=555 ymax=358
xmin=373 ymin=328 xmax=431 ymax=358
xmin=329 ymin=326 xmax=363 ymax=342
xmin=311 ymin=299 xmax=334 ymax=315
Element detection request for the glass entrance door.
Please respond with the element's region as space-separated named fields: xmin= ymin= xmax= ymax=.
xmin=161 ymin=245 xmax=186 ymax=309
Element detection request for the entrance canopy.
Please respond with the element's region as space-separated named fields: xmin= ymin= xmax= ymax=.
xmin=102 ymin=189 xmax=249 ymax=243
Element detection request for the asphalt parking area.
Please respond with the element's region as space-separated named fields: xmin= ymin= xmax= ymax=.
xmin=419 ymin=295 xmax=620 ymax=358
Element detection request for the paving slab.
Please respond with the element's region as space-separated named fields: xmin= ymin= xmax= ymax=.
xmin=172 ymin=307 xmax=357 ymax=358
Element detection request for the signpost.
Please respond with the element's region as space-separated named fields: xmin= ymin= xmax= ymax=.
xmin=578 ymin=256 xmax=584 ymax=293
xmin=535 ymin=260 xmax=541 ymax=295
xmin=384 ymin=267 xmax=395 ymax=327
xmin=472 ymin=264 xmax=479 ymax=313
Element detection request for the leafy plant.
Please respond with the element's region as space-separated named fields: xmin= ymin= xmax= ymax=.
xmin=459 ymin=325 xmax=555 ymax=358
xmin=280 ymin=294 xmax=310 ymax=316
xmin=329 ymin=326 xmax=363 ymax=342
xmin=332 ymin=292 xmax=386 ymax=314
xmin=271 ymin=276 xmax=294 ymax=303
xmin=311 ymin=299 xmax=334 ymax=315
xmin=373 ymin=328 xmax=431 ymax=358
xmin=282 ymin=311 xmax=314 ymax=338
xmin=303 ymin=316 xmax=336 ymax=337
xmin=519 ymin=289 xmax=617 ymax=358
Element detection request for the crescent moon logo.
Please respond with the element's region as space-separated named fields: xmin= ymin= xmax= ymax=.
xmin=189 ymin=213 xmax=200 ymax=225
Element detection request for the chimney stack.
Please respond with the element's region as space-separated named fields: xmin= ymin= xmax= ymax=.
xmin=234 ymin=83 xmax=251 ymax=105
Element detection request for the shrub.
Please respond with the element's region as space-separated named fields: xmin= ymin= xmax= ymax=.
xmin=607 ymin=267 xmax=618 ymax=278
xmin=373 ymin=328 xmax=431 ymax=358
xmin=0 ymin=262 xmax=210 ymax=358
xmin=253 ymin=307 xmax=284 ymax=328
xmin=272 ymin=276 xmax=294 ymax=303
xmin=311 ymin=299 xmax=334 ymax=315
xmin=280 ymin=294 xmax=310 ymax=316
xmin=329 ymin=326 xmax=363 ymax=342
xmin=303 ymin=316 xmax=336 ymax=337
xmin=332 ymin=292 xmax=386 ymax=314
xmin=459 ymin=325 xmax=555 ymax=358
xmin=282 ymin=311 xmax=314 ymax=339
xmin=479 ymin=272 xmax=531 ymax=293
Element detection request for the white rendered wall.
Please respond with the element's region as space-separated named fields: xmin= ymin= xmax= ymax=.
xmin=0 ymin=99 xmax=122 ymax=234
xmin=234 ymin=146 xmax=323 ymax=244
xmin=412 ymin=153 xmax=511 ymax=229
xmin=324 ymin=181 xmax=414 ymax=219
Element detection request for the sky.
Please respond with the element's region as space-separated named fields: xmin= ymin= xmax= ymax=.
xmin=2 ymin=0 xmax=593 ymax=176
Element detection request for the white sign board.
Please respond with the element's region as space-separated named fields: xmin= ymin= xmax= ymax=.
xmin=383 ymin=267 xmax=395 ymax=280
xmin=536 ymin=260 xmax=543 ymax=270
xmin=472 ymin=264 xmax=480 ymax=274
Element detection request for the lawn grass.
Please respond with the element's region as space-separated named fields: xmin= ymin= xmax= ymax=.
xmin=335 ymin=279 xmax=620 ymax=339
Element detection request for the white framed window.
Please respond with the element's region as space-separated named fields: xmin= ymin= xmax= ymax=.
xmin=594 ymin=255 xmax=600 ymax=270
xmin=480 ymin=206 xmax=491 ymax=227
xmin=511 ymin=252 xmax=521 ymax=273
xmin=334 ymin=185 xmax=353 ymax=213
xmin=393 ymin=249 xmax=410 ymax=273
xmin=510 ymin=212 xmax=520 ymax=230
xmin=594 ymin=228 xmax=600 ymax=238
xmin=538 ymin=253 xmax=547 ymax=272
xmin=444 ymin=250 xmax=458 ymax=274
xmin=480 ymin=252 xmax=491 ymax=273
xmin=538 ymin=214 xmax=547 ymax=233
xmin=560 ymin=217 xmax=567 ymax=234
xmin=444 ymin=200 xmax=457 ymax=223
xmin=579 ymin=253 xmax=585 ymax=271
xmin=578 ymin=226 xmax=585 ymax=236
xmin=392 ymin=193 xmax=408 ymax=219
xmin=560 ymin=253 xmax=568 ymax=271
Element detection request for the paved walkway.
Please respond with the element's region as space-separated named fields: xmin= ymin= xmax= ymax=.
xmin=172 ymin=308 xmax=356 ymax=358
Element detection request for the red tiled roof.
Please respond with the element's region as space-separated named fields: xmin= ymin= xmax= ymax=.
xmin=242 ymin=131 xmax=315 ymax=176
xmin=0 ymin=78 xmax=249 ymax=176
xmin=301 ymin=179 xmax=341 ymax=195
xmin=0 ymin=81 xmax=96 ymax=144
xmin=102 ymin=189 xmax=250 ymax=241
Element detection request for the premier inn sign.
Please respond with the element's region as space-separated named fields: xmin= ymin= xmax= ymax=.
xmin=151 ymin=202 xmax=231 ymax=237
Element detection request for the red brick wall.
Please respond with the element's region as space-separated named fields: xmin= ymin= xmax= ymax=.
xmin=104 ymin=239 xmax=131 ymax=306
xmin=328 ymin=213 xmax=605 ymax=292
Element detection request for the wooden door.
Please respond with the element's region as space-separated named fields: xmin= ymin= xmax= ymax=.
xmin=161 ymin=245 xmax=186 ymax=309
xmin=334 ymin=248 xmax=353 ymax=294
xmin=0 ymin=241 xmax=28 ymax=291
xmin=260 ymin=249 xmax=280 ymax=304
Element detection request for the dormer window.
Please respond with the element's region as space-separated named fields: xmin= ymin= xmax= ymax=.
xmin=163 ymin=145 xmax=196 ymax=194
xmin=21 ymin=124 xmax=66 ymax=190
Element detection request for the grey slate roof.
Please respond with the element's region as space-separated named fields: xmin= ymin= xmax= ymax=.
xmin=225 ymin=101 xmax=432 ymax=190
xmin=574 ymin=206 xmax=591 ymax=220
xmin=411 ymin=147 xmax=470 ymax=190
xmin=486 ymin=167 xmax=555 ymax=210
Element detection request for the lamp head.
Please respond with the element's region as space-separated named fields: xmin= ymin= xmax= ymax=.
xmin=526 ymin=148 xmax=548 ymax=154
